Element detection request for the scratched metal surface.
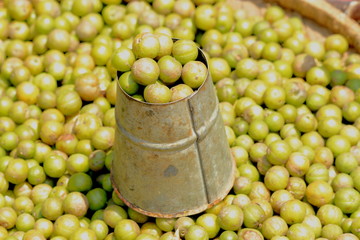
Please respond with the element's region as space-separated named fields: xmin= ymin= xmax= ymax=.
xmin=111 ymin=48 xmax=235 ymax=218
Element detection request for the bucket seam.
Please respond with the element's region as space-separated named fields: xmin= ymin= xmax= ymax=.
xmin=187 ymin=100 xmax=210 ymax=204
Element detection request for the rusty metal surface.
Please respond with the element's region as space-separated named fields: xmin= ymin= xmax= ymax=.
xmin=111 ymin=49 xmax=235 ymax=218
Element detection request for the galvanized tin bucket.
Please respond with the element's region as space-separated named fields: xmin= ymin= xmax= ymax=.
xmin=111 ymin=48 xmax=235 ymax=218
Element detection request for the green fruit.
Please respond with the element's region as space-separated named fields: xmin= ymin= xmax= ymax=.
xmin=219 ymin=230 xmax=238 ymax=240
xmin=316 ymin=204 xmax=343 ymax=226
xmin=131 ymin=58 xmax=160 ymax=86
xmin=43 ymin=154 xmax=66 ymax=179
xmin=132 ymin=33 xmax=160 ymax=59
xmin=325 ymin=34 xmax=349 ymax=53
xmin=91 ymin=127 xmax=115 ymax=151
xmin=155 ymin=33 xmax=173 ymax=58
xmin=67 ymin=173 xmax=93 ymax=192
xmin=128 ymin=208 xmax=148 ymax=224
xmin=261 ymin=216 xmax=288 ymax=239
xmin=286 ymin=223 xmax=315 ymax=240
xmin=238 ymin=228 xmax=264 ymax=240
xmin=89 ymin=219 xmax=109 ymax=240
xmin=326 ymin=135 xmax=351 ymax=157
xmin=5 ymin=158 xmax=28 ymax=184
xmin=242 ymin=203 xmax=266 ymax=229
xmin=196 ymin=214 xmax=219 ymax=238
xmin=170 ymin=84 xmax=194 ymax=102
xmin=264 ymin=166 xmax=289 ymax=191
xmin=158 ymin=56 xmax=182 ymax=84
xmin=280 ymin=199 xmax=306 ymax=224
xmin=194 ymin=4 xmax=216 ymax=31
xmin=267 ymin=140 xmax=292 ymax=165
xmin=185 ymin=225 xmax=209 ymax=240
xmin=144 ymin=83 xmax=172 ymax=104
xmin=86 ymin=188 xmax=107 ymax=211
xmin=66 ymin=153 xmax=90 ymax=174
xmin=56 ymin=91 xmax=82 ymax=116
xmin=172 ymin=39 xmax=198 ymax=65
xmin=217 ymin=85 xmax=239 ymax=104
xmin=53 ymin=214 xmax=80 ymax=239
xmin=305 ymin=180 xmax=334 ymax=207
xmin=182 ymin=61 xmax=208 ymax=89
xmin=69 ymin=228 xmax=97 ymax=240
xmin=302 ymin=215 xmax=322 ymax=238
xmin=114 ymin=219 xmax=140 ymax=240
xmin=0 ymin=207 xmax=17 ymax=229
xmin=155 ymin=218 xmax=175 ymax=232
xmin=322 ymin=224 xmax=343 ymax=240
xmin=63 ymin=192 xmax=89 ymax=218
xmin=334 ymin=188 xmax=360 ymax=214
xmin=217 ymin=205 xmax=243 ymax=231
xmin=335 ymin=152 xmax=359 ymax=174
xmin=41 ymin=197 xmax=63 ymax=221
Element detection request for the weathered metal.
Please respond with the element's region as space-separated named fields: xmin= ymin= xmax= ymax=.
xmin=111 ymin=48 xmax=235 ymax=218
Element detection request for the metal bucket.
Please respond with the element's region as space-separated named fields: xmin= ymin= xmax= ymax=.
xmin=111 ymin=48 xmax=235 ymax=218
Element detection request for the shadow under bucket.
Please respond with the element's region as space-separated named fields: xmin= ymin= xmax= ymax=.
xmin=111 ymin=47 xmax=235 ymax=218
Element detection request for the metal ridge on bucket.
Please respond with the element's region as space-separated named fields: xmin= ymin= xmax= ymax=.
xmin=111 ymin=46 xmax=236 ymax=218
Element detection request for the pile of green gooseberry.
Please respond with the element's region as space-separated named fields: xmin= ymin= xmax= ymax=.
xmin=0 ymin=0 xmax=360 ymax=239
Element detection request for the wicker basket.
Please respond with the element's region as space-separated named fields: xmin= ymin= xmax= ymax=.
xmin=228 ymin=0 xmax=360 ymax=53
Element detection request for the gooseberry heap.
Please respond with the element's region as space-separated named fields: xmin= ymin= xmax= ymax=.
xmin=0 ymin=0 xmax=359 ymax=240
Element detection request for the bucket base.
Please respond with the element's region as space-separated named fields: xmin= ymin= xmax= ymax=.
xmin=110 ymin=162 xmax=235 ymax=218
